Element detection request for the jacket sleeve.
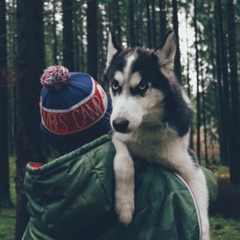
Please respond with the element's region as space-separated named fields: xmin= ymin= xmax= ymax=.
xmin=23 ymin=135 xmax=115 ymax=239
xmin=23 ymin=134 xmax=218 ymax=240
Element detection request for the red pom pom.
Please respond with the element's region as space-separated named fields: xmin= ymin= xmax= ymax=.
xmin=40 ymin=66 xmax=70 ymax=91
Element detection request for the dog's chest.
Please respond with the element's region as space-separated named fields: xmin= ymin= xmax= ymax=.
xmin=125 ymin=128 xmax=184 ymax=168
xmin=127 ymin=139 xmax=186 ymax=172
xmin=128 ymin=141 xmax=159 ymax=161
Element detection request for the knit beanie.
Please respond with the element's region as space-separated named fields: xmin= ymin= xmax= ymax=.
xmin=40 ymin=65 xmax=112 ymax=153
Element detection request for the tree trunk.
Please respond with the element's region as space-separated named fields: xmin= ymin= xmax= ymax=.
xmin=62 ymin=0 xmax=74 ymax=70
xmin=128 ymin=0 xmax=135 ymax=47
xmin=226 ymin=0 xmax=240 ymax=186
xmin=73 ymin=0 xmax=79 ymax=71
xmin=0 ymin=0 xmax=13 ymax=209
xmin=184 ymin=11 xmax=194 ymax=150
xmin=215 ymin=0 xmax=230 ymax=166
xmin=15 ymin=0 xmax=46 ymax=239
xmin=218 ymin=0 xmax=231 ymax=166
xmin=200 ymin=43 xmax=209 ymax=166
xmin=135 ymin=0 xmax=144 ymax=46
xmin=6 ymin=0 xmax=17 ymax=156
xmin=207 ymin=3 xmax=219 ymax=163
xmin=151 ymin=0 xmax=157 ymax=47
xmin=110 ymin=0 xmax=121 ymax=44
xmin=53 ymin=0 xmax=58 ymax=65
xmin=78 ymin=4 xmax=86 ymax=73
xmin=159 ymin=0 xmax=167 ymax=40
xmin=87 ymin=0 xmax=98 ymax=79
xmin=193 ymin=0 xmax=201 ymax=162
xmin=97 ymin=4 xmax=106 ymax=85
xmin=172 ymin=0 xmax=182 ymax=83
xmin=146 ymin=0 xmax=152 ymax=48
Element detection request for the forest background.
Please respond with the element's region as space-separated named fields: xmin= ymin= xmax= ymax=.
xmin=0 ymin=0 xmax=239 ymax=239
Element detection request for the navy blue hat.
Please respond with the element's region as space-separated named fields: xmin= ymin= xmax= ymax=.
xmin=40 ymin=66 xmax=112 ymax=153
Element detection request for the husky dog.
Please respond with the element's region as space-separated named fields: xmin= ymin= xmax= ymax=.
xmin=104 ymin=30 xmax=209 ymax=240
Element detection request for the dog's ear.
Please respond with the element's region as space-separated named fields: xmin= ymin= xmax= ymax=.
xmin=106 ymin=32 xmax=122 ymax=69
xmin=154 ymin=30 xmax=176 ymax=77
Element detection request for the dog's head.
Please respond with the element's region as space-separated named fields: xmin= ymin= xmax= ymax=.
xmin=104 ymin=31 xmax=191 ymax=136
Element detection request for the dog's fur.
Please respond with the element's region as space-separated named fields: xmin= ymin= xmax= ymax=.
xmin=104 ymin=30 xmax=209 ymax=240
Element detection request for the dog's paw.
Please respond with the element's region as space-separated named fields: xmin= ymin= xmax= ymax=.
xmin=115 ymin=201 xmax=134 ymax=226
xmin=115 ymin=180 xmax=135 ymax=226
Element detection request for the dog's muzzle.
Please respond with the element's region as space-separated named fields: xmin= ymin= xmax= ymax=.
xmin=112 ymin=118 xmax=129 ymax=133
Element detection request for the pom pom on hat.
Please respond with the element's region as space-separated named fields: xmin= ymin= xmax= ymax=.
xmin=39 ymin=65 xmax=112 ymax=153
xmin=40 ymin=65 xmax=70 ymax=91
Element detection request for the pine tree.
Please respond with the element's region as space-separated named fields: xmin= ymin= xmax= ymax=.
xmin=0 ymin=0 xmax=13 ymax=209
xmin=87 ymin=0 xmax=98 ymax=79
xmin=62 ymin=0 xmax=74 ymax=70
xmin=15 ymin=0 xmax=46 ymax=238
xmin=226 ymin=0 xmax=240 ymax=185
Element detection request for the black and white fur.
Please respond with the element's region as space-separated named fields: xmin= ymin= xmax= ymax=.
xmin=104 ymin=30 xmax=209 ymax=240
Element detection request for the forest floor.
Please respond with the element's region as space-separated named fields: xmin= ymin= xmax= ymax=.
xmin=0 ymin=159 xmax=239 ymax=240
xmin=1 ymin=209 xmax=240 ymax=240
xmin=1 ymin=208 xmax=240 ymax=240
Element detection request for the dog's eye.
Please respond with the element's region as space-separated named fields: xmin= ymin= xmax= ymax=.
xmin=112 ymin=82 xmax=119 ymax=89
xmin=138 ymin=81 xmax=148 ymax=90
xmin=130 ymin=80 xmax=148 ymax=96
xmin=138 ymin=80 xmax=148 ymax=92
xmin=111 ymin=80 xmax=121 ymax=93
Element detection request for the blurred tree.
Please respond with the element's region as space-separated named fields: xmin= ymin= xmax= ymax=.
xmin=53 ymin=0 xmax=59 ymax=65
xmin=135 ymin=0 xmax=144 ymax=47
xmin=151 ymin=0 xmax=157 ymax=48
xmin=214 ymin=1 xmax=225 ymax=165
xmin=15 ymin=0 xmax=46 ymax=239
xmin=215 ymin=0 xmax=230 ymax=166
xmin=159 ymin=0 xmax=167 ymax=40
xmin=62 ymin=0 xmax=74 ymax=70
xmin=146 ymin=0 xmax=152 ymax=48
xmin=172 ymin=0 xmax=182 ymax=83
xmin=128 ymin=0 xmax=135 ymax=47
xmin=6 ymin=0 xmax=17 ymax=156
xmin=0 ymin=0 xmax=13 ymax=209
xmin=226 ymin=0 xmax=240 ymax=185
xmin=199 ymin=32 xmax=209 ymax=166
xmin=193 ymin=0 xmax=201 ymax=161
xmin=75 ymin=1 xmax=87 ymax=73
xmin=73 ymin=0 xmax=80 ymax=71
xmin=109 ymin=0 xmax=121 ymax=44
xmin=43 ymin=0 xmax=60 ymax=66
xmin=87 ymin=0 xmax=98 ymax=79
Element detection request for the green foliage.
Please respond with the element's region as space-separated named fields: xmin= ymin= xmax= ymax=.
xmin=210 ymin=216 xmax=240 ymax=240
xmin=0 ymin=209 xmax=16 ymax=240
xmin=0 ymin=157 xmax=16 ymax=240
xmin=9 ymin=157 xmax=16 ymax=205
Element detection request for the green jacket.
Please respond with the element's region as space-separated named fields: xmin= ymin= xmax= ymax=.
xmin=23 ymin=135 xmax=218 ymax=240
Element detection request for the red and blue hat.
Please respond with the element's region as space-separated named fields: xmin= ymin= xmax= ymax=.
xmin=40 ymin=66 xmax=112 ymax=153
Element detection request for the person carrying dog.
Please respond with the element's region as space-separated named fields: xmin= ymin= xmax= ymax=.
xmin=22 ymin=65 xmax=218 ymax=240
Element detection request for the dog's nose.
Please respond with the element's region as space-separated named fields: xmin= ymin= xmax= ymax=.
xmin=112 ymin=118 xmax=129 ymax=133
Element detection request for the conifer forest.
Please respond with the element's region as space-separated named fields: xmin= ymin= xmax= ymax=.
xmin=0 ymin=0 xmax=239 ymax=239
